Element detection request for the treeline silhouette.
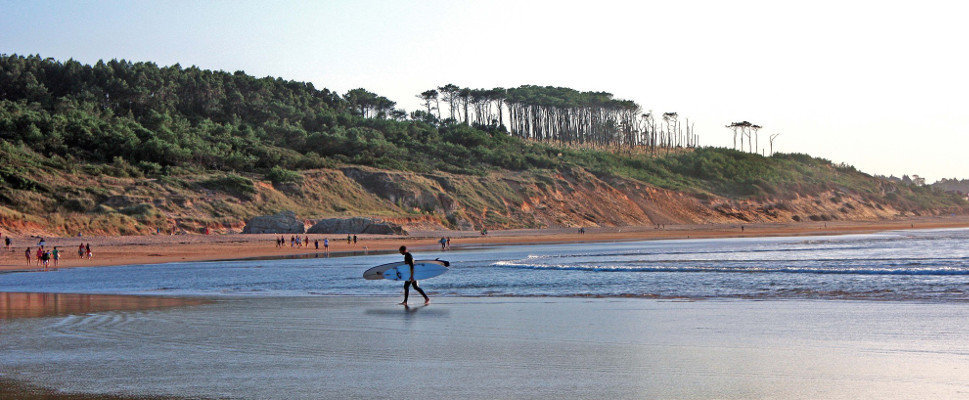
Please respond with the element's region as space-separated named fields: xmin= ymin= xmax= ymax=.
xmin=417 ymin=85 xmax=697 ymax=150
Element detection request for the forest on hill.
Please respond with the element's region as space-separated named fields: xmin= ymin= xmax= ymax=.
xmin=0 ymin=55 xmax=701 ymax=179
xmin=0 ymin=54 xmax=964 ymax=234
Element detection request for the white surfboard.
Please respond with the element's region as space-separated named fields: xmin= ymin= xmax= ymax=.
xmin=363 ymin=259 xmax=450 ymax=281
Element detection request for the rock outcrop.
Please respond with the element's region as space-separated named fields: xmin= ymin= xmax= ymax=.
xmin=307 ymin=217 xmax=406 ymax=235
xmin=242 ymin=211 xmax=305 ymax=234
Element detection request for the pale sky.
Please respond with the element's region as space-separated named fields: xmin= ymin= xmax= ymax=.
xmin=2 ymin=0 xmax=967 ymax=181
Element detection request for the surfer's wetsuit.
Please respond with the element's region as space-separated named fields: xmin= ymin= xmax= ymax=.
xmin=402 ymin=251 xmax=429 ymax=303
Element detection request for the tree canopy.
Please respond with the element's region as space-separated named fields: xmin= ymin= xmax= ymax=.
xmin=420 ymin=84 xmax=697 ymax=150
xmin=0 ymin=54 xmax=558 ymax=174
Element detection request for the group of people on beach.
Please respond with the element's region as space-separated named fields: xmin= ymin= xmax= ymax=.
xmin=20 ymin=239 xmax=92 ymax=271
xmin=276 ymin=235 xmax=360 ymax=248
xmin=27 ymin=246 xmax=58 ymax=270
xmin=274 ymin=234 xmax=367 ymax=257
xmin=277 ymin=235 xmax=312 ymax=248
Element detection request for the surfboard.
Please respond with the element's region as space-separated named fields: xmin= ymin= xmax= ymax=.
xmin=363 ymin=259 xmax=450 ymax=281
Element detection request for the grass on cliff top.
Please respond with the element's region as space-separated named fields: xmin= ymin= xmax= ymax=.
xmin=548 ymin=145 xmax=963 ymax=210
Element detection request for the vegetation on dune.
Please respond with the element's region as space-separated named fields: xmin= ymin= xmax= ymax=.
xmin=0 ymin=53 xmax=964 ymax=234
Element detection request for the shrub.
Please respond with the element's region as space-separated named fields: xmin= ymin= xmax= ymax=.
xmin=200 ymin=174 xmax=256 ymax=199
xmin=120 ymin=203 xmax=156 ymax=216
xmin=265 ymin=166 xmax=303 ymax=185
xmin=63 ymin=198 xmax=95 ymax=212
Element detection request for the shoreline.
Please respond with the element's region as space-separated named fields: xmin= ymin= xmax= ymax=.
xmin=2 ymin=215 xmax=968 ymax=271
xmin=3 ymin=296 xmax=968 ymax=399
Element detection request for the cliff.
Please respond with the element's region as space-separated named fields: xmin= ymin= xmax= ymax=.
xmin=0 ymin=158 xmax=963 ymax=236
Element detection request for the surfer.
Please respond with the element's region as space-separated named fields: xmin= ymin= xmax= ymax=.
xmin=398 ymin=246 xmax=429 ymax=305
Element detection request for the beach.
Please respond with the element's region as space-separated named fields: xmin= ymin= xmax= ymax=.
xmin=2 ymin=215 xmax=968 ymax=271
xmin=4 ymin=226 xmax=969 ymax=398
xmin=2 ymin=296 xmax=968 ymax=399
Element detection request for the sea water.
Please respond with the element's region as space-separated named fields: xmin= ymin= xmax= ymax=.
xmin=3 ymin=228 xmax=969 ymax=301
xmin=4 ymin=229 xmax=969 ymax=399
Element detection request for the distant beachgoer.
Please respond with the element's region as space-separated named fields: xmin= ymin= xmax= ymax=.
xmin=5 ymin=236 xmax=10 ymax=250
xmin=41 ymin=250 xmax=50 ymax=270
xmin=353 ymin=235 xmax=357 ymax=245
xmin=52 ymin=247 xmax=60 ymax=268
xmin=314 ymin=239 xmax=319 ymax=250
xmin=323 ymin=238 xmax=329 ymax=254
xmin=399 ymin=246 xmax=429 ymax=305
xmin=347 ymin=234 xmax=351 ymax=245
xmin=36 ymin=247 xmax=43 ymax=265
xmin=304 ymin=236 xmax=309 ymax=247
xmin=25 ymin=247 xmax=31 ymax=265
xmin=290 ymin=236 xmax=295 ymax=247
xmin=78 ymin=244 xmax=85 ymax=258
xmin=38 ymin=237 xmax=46 ymax=249
xmin=446 ymin=237 xmax=451 ymax=249
xmin=440 ymin=237 xmax=447 ymax=250
xmin=741 ymin=225 xmax=745 ymax=232
xmin=85 ymin=243 xmax=92 ymax=259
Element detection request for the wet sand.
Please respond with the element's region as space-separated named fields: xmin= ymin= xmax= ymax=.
xmin=2 ymin=296 xmax=969 ymax=399
xmin=0 ymin=378 xmax=184 ymax=400
xmin=0 ymin=293 xmax=208 ymax=400
xmin=0 ymin=292 xmax=207 ymax=320
xmin=2 ymin=215 xmax=968 ymax=271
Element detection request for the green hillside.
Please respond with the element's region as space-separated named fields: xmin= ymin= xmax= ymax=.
xmin=0 ymin=54 xmax=963 ymax=234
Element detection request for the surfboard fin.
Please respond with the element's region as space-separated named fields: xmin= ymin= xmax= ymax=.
xmin=436 ymin=258 xmax=450 ymax=267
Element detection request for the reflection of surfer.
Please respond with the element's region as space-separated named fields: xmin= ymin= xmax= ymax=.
xmin=399 ymin=246 xmax=429 ymax=305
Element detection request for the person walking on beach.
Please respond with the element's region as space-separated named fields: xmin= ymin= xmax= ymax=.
xmin=5 ymin=236 xmax=11 ymax=251
xmin=440 ymin=237 xmax=447 ymax=251
xmin=41 ymin=250 xmax=50 ymax=270
xmin=51 ymin=247 xmax=60 ymax=268
xmin=25 ymin=247 xmax=31 ymax=265
xmin=323 ymin=238 xmax=329 ymax=255
xmin=314 ymin=239 xmax=319 ymax=250
xmin=85 ymin=243 xmax=92 ymax=259
xmin=353 ymin=235 xmax=357 ymax=245
xmin=35 ymin=247 xmax=43 ymax=266
xmin=347 ymin=234 xmax=352 ymax=245
xmin=399 ymin=246 xmax=429 ymax=305
xmin=78 ymin=244 xmax=85 ymax=259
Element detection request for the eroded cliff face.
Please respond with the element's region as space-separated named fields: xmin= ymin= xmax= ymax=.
xmin=331 ymin=166 xmax=916 ymax=230
xmin=0 ymin=165 xmax=948 ymax=236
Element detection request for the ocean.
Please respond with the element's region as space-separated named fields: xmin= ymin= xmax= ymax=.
xmin=3 ymin=228 xmax=969 ymax=302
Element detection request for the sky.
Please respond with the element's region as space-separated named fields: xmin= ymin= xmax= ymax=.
xmin=2 ymin=0 xmax=967 ymax=181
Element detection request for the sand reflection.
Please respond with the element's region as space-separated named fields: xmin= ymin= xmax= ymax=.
xmin=0 ymin=292 xmax=207 ymax=320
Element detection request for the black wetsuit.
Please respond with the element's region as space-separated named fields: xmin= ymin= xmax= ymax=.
xmin=402 ymin=251 xmax=428 ymax=303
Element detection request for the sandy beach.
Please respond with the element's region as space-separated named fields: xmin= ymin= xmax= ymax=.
xmin=2 ymin=215 xmax=968 ymax=272
xmin=2 ymin=295 xmax=968 ymax=399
